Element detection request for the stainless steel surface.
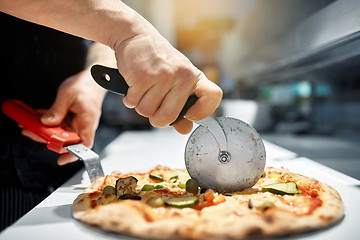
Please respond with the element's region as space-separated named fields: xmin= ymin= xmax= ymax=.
xmin=222 ymin=0 xmax=360 ymax=85
xmin=65 ymin=144 xmax=104 ymax=182
xmin=185 ymin=117 xmax=266 ymax=192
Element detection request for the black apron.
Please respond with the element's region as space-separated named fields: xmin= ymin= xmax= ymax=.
xmin=0 ymin=13 xmax=91 ymax=230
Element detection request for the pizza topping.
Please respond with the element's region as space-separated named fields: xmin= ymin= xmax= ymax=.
xmin=204 ymin=189 xmax=215 ymax=202
xmin=261 ymin=182 xmax=302 ymax=195
xmin=118 ymin=194 xmax=141 ymax=200
xmin=146 ymin=196 xmax=165 ymax=208
xmin=154 ymin=185 xmax=164 ymax=189
xmin=168 ymin=175 xmax=178 ymax=183
xmin=149 ymin=174 xmax=164 ymax=182
xmin=193 ymin=190 xmax=226 ymax=210
xmin=89 ymin=191 xmax=102 ymax=198
xmin=161 ymin=169 xmax=187 ymax=182
xmin=102 ymin=186 xmax=116 ymax=195
xmin=260 ymin=201 xmax=275 ymax=211
xmin=178 ymin=183 xmax=186 ymax=189
xmin=99 ymin=175 xmax=110 ymax=190
xmin=308 ymin=197 xmax=322 ymax=214
xmin=164 ymin=196 xmax=199 ymax=208
xmin=276 ymin=172 xmax=322 ymax=197
xmin=248 ymin=199 xmax=253 ymax=209
xmin=297 ymin=182 xmax=321 ymax=198
xmin=186 ymin=179 xmax=200 ymax=195
xmin=269 ymin=173 xmax=281 ymax=179
xmin=141 ymin=184 xmax=155 ymax=191
xmin=115 ymin=176 xmax=138 ymax=198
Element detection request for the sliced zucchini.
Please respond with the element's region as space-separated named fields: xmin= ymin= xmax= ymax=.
xmin=168 ymin=175 xmax=178 ymax=183
xmin=146 ymin=197 xmax=165 ymax=208
xmin=162 ymin=170 xmax=185 ymax=182
xmin=178 ymin=183 xmax=186 ymax=189
xmin=141 ymin=184 xmax=155 ymax=191
xmin=149 ymin=174 xmax=164 ymax=182
xmin=164 ymin=196 xmax=199 ymax=208
xmin=261 ymin=182 xmax=301 ymax=195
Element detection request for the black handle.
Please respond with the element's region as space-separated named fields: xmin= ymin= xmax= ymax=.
xmin=91 ymin=64 xmax=129 ymax=95
xmin=90 ymin=64 xmax=198 ymax=124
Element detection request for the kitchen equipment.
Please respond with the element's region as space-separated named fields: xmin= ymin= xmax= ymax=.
xmin=1 ymin=100 xmax=104 ymax=182
xmin=91 ymin=64 xmax=266 ymax=192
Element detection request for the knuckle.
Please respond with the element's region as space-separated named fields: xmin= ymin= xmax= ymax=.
xmin=213 ymin=86 xmax=223 ymax=101
xmin=149 ymin=112 xmax=175 ymax=128
xmin=149 ymin=119 xmax=167 ymax=128
xmin=160 ymin=66 xmax=174 ymax=80
xmin=177 ymin=68 xmax=196 ymax=85
xmin=123 ymin=95 xmax=137 ymax=108
xmin=162 ymin=111 xmax=175 ymax=123
xmin=137 ymin=63 xmax=174 ymax=84
xmin=151 ymin=64 xmax=175 ymax=85
xmin=135 ymin=104 xmax=154 ymax=118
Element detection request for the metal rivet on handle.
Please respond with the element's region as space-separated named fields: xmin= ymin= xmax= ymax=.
xmin=104 ymin=74 xmax=111 ymax=81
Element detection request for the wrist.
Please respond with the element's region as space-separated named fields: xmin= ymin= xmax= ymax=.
xmin=104 ymin=2 xmax=143 ymax=51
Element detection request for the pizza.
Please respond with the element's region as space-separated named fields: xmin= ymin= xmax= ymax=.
xmin=72 ymin=165 xmax=344 ymax=239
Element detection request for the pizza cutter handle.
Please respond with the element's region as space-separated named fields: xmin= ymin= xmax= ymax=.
xmin=90 ymin=64 xmax=199 ymax=124
xmin=1 ymin=99 xmax=81 ymax=154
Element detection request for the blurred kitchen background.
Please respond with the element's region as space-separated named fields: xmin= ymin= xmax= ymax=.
xmin=95 ymin=0 xmax=360 ymax=180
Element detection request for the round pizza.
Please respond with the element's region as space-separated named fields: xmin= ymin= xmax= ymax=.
xmin=72 ymin=165 xmax=344 ymax=239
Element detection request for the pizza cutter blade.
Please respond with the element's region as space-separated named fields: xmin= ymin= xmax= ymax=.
xmin=185 ymin=116 xmax=266 ymax=192
xmin=90 ymin=64 xmax=266 ymax=192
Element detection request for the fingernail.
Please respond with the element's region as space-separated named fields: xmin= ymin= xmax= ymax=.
xmin=57 ymin=159 xmax=65 ymax=166
xmin=42 ymin=113 xmax=54 ymax=122
xmin=186 ymin=115 xmax=196 ymax=122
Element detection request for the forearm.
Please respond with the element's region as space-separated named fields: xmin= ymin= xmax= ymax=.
xmin=1 ymin=0 xmax=223 ymax=134
xmin=0 ymin=0 xmax=140 ymax=49
xmin=85 ymin=42 xmax=117 ymax=69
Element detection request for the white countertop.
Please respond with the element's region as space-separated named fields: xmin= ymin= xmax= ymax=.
xmin=1 ymin=127 xmax=360 ymax=240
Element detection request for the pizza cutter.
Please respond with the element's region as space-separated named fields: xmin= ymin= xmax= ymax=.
xmin=91 ymin=65 xmax=266 ymax=192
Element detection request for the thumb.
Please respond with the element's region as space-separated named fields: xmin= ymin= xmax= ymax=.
xmin=40 ymin=99 xmax=69 ymax=126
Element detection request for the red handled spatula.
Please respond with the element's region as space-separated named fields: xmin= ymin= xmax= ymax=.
xmin=1 ymin=99 xmax=104 ymax=182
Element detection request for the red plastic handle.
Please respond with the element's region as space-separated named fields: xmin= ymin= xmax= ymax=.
xmin=1 ymin=99 xmax=81 ymax=154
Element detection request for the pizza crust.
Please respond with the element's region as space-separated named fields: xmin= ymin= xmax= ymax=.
xmin=72 ymin=167 xmax=344 ymax=239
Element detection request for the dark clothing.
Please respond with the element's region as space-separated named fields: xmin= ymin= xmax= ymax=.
xmin=0 ymin=13 xmax=91 ymax=230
